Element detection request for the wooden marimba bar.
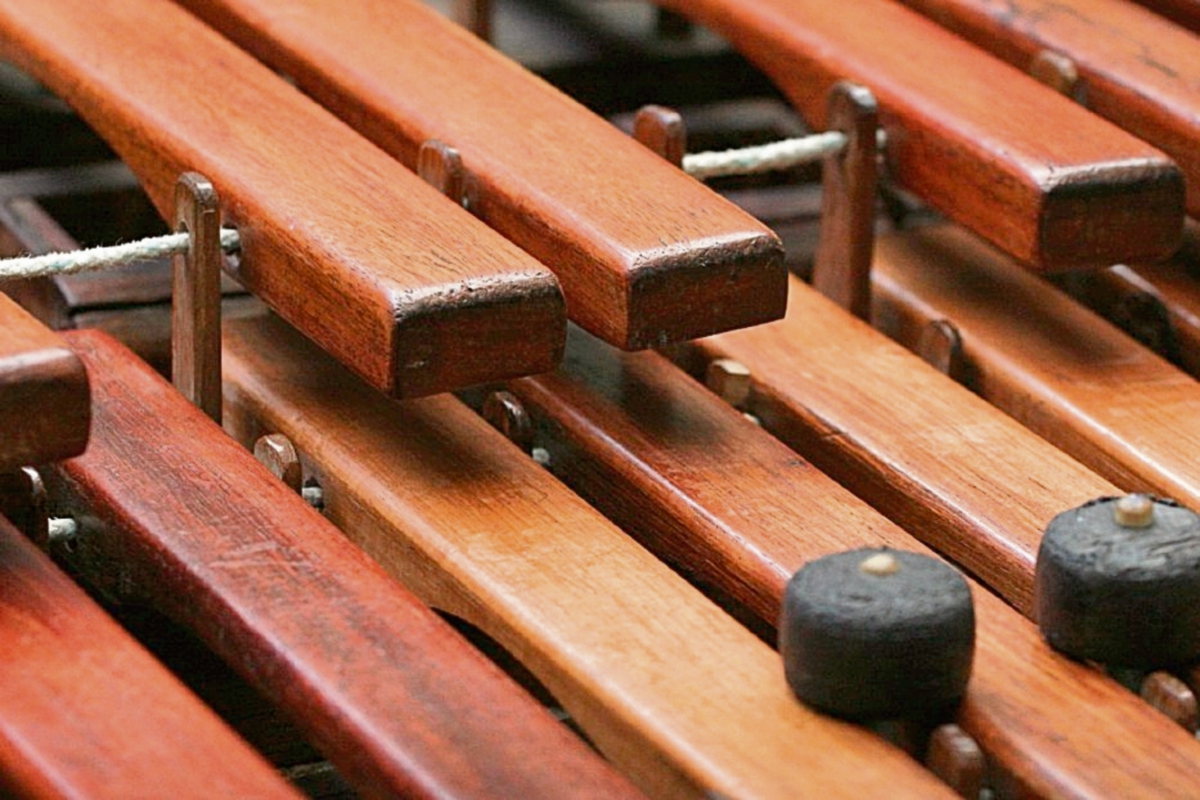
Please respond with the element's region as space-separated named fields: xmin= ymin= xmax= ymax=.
xmin=4 ymin=0 xmax=1200 ymax=797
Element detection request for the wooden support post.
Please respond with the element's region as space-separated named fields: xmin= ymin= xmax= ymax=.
xmin=632 ymin=105 xmax=686 ymax=168
xmin=811 ymin=82 xmax=879 ymax=322
xmin=172 ymin=172 xmax=223 ymax=424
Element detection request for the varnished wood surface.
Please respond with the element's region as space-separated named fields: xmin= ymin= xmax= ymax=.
xmin=674 ymin=274 xmax=1119 ymax=616
xmin=0 ymin=514 xmax=299 ymax=799
xmin=41 ymin=329 xmax=638 ymax=800
xmin=1133 ymin=0 xmax=1200 ymax=33
xmin=0 ymin=293 xmax=88 ymax=471
xmin=175 ymin=0 xmax=787 ymax=349
xmin=652 ymin=0 xmax=1183 ymax=270
xmin=872 ymin=224 xmax=1200 ymax=515
xmin=898 ymin=0 xmax=1200 ymax=217
xmin=506 ymin=328 xmax=1200 ymax=798
xmin=221 ymin=313 xmax=954 ymax=800
xmin=0 ymin=0 xmax=566 ymax=398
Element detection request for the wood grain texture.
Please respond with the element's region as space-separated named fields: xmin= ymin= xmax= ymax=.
xmin=173 ymin=0 xmax=787 ymax=349
xmin=0 ymin=0 xmax=566 ymax=398
xmin=42 ymin=329 xmax=637 ymax=800
xmin=506 ymin=327 xmax=1200 ymax=798
xmin=672 ymin=274 xmax=1118 ymax=617
xmin=0 ymin=514 xmax=298 ymax=799
xmin=220 ymin=313 xmax=953 ymax=800
xmin=651 ymin=0 xmax=1183 ymax=270
xmin=898 ymin=0 xmax=1200 ymax=218
xmin=1132 ymin=0 xmax=1200 ymax=34
xmin=872 ymin=223 xmax=1200 ymax=515
xmin=0 ymin=293 xmax=88 ymax=471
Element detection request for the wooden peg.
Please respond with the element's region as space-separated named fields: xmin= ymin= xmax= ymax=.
xmin=482 ymin=390 xmax=535 ymax=453
xmin=253 ymin=433 xmax=303 ymax=493
xmin=705 ymin=358 xmax=752 ymax=409
xmin=1029 ymin=50 xmax=1082 ymax=102
xmin=417 ymin=139 xmax=468 ymax=207
xmin=1141 ymin=671 xmax=1199 ymax=732
xmin=632 ymin=105 xmax=686 ymax=169
xmin=451 ymin=0 xmax=492 ymax=41
xmin=917 ymin=319 xmax=969 ymax=385
xmin=811 ymin=82 xmax=879 ymax=322
xmin=925 ymin=723 xmax=987 ymax=798
xmin=172 ymin=172 xmax=223 ymax=424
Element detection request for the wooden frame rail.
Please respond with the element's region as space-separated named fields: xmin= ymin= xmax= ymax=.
xmin=174 ymin=0 xmax=787 ymax=349
xmin=0 ymin=0 xmax=566 ymax=398
xmin=648 ymin=0 xmax=1183 ymax=270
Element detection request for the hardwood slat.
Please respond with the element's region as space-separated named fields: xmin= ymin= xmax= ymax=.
xmin=649 ymin=0 xmax=1183 ymax=270
xmin=670 ymin=274 xmax=1117 ymax=617
xmin=40 ymin=329 xmax=639 ymax=800
xmin=897 ymin=0 xmax=1200 ymax=217
xmin=0 ymin=293 xmax=88 ymax=471
xmin=220 ymin=313 xmax=954 ymax=800
xmin=1127 ymin=1 xmax=1200 ymax=35
xmin=0 ymin=513 xmax=300 ymax=799
xmin=871 ymin=223 xmax=1200 ymax=512
xmin=0 ymin=0 xmax=566 ymax=398
xmin=173 ymin=0 xmax=787 ymax=349
xmin=505 ymin=328 xmax=1200 ymax=799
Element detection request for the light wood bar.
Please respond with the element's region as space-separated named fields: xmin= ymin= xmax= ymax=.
xmin=504 ymin=328 xmax=1200 ymax=798
xmin=221 ymin=313 xmax=954 ymax=800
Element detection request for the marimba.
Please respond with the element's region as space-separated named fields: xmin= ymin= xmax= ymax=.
xmin=3 ymin=0 xmax=1200 ymax=798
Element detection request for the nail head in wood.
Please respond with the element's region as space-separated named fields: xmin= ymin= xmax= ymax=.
xmin=482 ymin=390 xmax=535 ymax=453
xmin=632 ymin=105 xmax=686 ymax=169
xmin=1036 ymin=496 xmax=1200 ymax=667
xmin=811 ymin=82 xmax=878 ymax=322
xmin=925 ymin=723 xmax=987 ymax=799
xmin=253 ymin=433 xmax=303 ymax=493
xmin=1140 ymin=671 xmax=1199 ymax=732
xmin=779 ymin=548 xmax=975 ymax=720
xmin=171 ymin=172 xmax=223 ymax=425
xmin=705 ymin=358 xmax=752 ymax=409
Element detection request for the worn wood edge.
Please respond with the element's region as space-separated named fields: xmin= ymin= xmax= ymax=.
xmin=0 ymin=294 xmax=89 ymax=471
xmin=0 ymin=514 xmax=298 ymax=799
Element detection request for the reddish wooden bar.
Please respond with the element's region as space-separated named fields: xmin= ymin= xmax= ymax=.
xmin=0 ymin=513 xmax=300 ymax=799
xmin=650 ymin=0 xmax=1183 ymax=270
xmin=175 ymin=0 xmax=787 ymax=349
xmin=898 ymin=0 xmax=1200 ymax=217
xmin=0 ymin=293 xmax=88 ymax=471
xmin=38 ymin=329 xmax=640 ymax=800
xmin=0 ymin=0 xmax=566 ymax=398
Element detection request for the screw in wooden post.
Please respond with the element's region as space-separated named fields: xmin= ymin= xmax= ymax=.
xmin=811 ymin=82 xmax=879 ymax=322
xmin=632 ymin=105 xmax=686 ymax=169
xmin=172 ymin=172 xmax=223 ymax=425
xmin=1114 ymin=493 xmax=1155 ymax=528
